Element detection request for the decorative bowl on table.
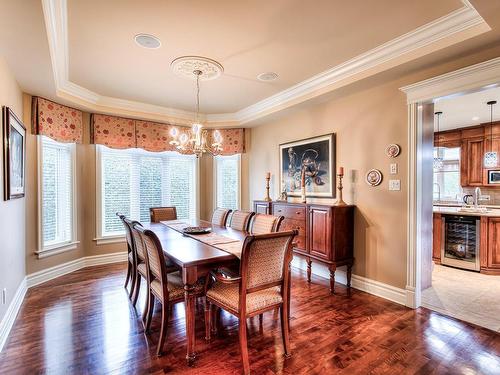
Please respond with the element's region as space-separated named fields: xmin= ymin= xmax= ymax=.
xmin=182 ymin=226 xmax=212 ymax=235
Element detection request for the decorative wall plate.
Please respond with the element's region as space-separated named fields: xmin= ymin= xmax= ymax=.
xmin=366 ymin=169 xmax=383 ymax=186
xmin=386 ymin=144 xmax=401 ymax=158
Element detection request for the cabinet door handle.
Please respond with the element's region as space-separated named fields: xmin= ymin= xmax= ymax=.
xmin=277 ymin=209 xmax=282 ymax=212
xmin=296 ymin=211 xmax=301 ymax=214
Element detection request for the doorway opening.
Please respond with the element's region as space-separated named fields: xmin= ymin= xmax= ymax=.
xmin=401 ymin=57 xmax=500 ymax=332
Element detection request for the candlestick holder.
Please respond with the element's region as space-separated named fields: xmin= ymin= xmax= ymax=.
xmin=264 ymin=175 xmax=272 ymax=202
xmin=335 ymin=173 xmax=347 ymax=206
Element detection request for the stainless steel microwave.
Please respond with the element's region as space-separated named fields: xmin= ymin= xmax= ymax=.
xmin=488 ymin=170 xmax=500 ymax=184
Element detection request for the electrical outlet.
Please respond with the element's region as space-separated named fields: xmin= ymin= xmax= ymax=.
xmin=2 ymin=288 xmax=6 ymax=305
xmin=390 ymin=163 xmax=398 ymax=174
xmin=480 ymin=195 xmax=491 ymax=201
xmin=389 ymin=179 xmax=401 ymax=191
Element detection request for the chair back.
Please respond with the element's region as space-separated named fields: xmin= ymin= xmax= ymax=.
xmin=128 ymin=219 xmax=146 ymax=261
xmin=240 ymin=230 xmax=297 ymax=293
xmin=136 ymin=226 xmax=170 ymax=299
xmin=211 ymin=208 xmax=232 ymax=226
xmin=249 ymin=214 xmax=284 ymax=234
xmin=150 ymin=206 xmax=177 ymax=223
xmin=116 ymin=213 xmax=132 ymax=253
xmin=228 ymin=211 xmax=255 ymax=231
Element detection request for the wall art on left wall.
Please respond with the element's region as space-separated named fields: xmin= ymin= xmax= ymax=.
xmin=2 ymin=106 xmax=26 ymax=200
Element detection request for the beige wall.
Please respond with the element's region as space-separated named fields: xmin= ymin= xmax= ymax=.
xmin=0 ymin=59 xmax=25 ymax=322
xmin=247 ymin=45 xmax=500 ymax=290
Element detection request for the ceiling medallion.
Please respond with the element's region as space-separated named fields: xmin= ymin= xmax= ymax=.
xmin=170 ymin=56 xmax=224 ymax=81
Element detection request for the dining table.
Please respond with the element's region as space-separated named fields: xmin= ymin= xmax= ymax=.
xmin=144 ymin=219 xmax=245 ymax=366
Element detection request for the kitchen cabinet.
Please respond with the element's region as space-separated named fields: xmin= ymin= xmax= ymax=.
xmin=435 ymin=121 xmax=500 ymax=188
xmin=432 ymin=212 xmax=500 ymax=275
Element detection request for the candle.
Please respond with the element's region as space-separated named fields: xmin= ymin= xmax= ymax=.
xmin=266 ymin=172 xmax=271 ymax=179
xmin=338 ymin=167 xmax=344 ymax=176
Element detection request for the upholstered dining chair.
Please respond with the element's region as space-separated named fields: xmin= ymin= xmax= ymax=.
xmin=117 ymin=213 xmax=135 ymax=299
xmin=249 ymin=213 xmax=284 ymax=234
xmin=211 ymin=208 xmax=232 ymax=227
xmin=204 ymin=230 xmax=298 ymax=374
xmin=136 ymin=225 xmax=205 ymax=356
xmin=149 ymin=206 xmax=177 ymax=223
xmin=228 ymin=211 xmax=255 ymax=231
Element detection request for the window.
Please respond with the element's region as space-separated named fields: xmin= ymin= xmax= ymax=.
xmin=97 ymin=146 xmax=198 ymax=238
xmin=214 ymin=154 xmax=241 ymax=210
xmin=39 ymin=136 xmax=76 ymax=253
xmin=433 ymin=146 xmax=461 ymax=202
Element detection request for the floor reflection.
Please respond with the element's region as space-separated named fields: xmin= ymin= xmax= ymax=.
xmin=44 ymin=300 xmax=73 ymax=373
xmin=102 ymin=289 xmax=132 ymax=372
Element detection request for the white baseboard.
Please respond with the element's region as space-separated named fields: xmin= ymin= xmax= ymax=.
xmin=0 ymin=278 xmax=27 ymax=353
xmin=26 ymin=252 xmax=127 ymax=288
xmin=0 ymin=252 xmax=127 ymax=353
xmin=291 ymin=256 xmax=407 ymax=306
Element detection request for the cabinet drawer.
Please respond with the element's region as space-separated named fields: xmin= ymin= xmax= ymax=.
xmin=273 ymin=204 xmax=306 ymax=219
xmin=279 ymin=218 xmax=306 ymax=250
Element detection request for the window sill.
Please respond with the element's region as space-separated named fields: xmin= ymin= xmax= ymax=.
xmin=35 ymin=241 xmax=80 ymax=259
xmin=94 ymin=236 xmax=126 ymax=245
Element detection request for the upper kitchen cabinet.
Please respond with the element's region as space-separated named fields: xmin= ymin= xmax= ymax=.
xmin=435 ymin=122 xmax=500 ymax=188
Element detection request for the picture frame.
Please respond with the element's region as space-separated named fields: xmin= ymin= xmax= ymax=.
xmin=3 ymin=106 xmax=26 ymax=200
xmin=279 ymin=133 xmax=336 ymax=198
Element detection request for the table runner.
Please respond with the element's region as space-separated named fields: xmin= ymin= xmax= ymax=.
xmin=161 ymin=221 xmax=242 ymax=257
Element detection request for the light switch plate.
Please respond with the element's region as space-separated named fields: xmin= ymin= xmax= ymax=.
xmin=389 ymin=179 xmax=401 ymax=191
xmin=390 ymin=163 xmax=398 ymax=174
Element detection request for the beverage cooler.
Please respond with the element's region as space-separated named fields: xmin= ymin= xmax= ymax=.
xmin=441 ymin=215 xmax=480 ymax=271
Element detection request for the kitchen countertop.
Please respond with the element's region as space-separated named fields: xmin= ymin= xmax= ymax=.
xmin=433 ymin=205 xmax=500 ymax=217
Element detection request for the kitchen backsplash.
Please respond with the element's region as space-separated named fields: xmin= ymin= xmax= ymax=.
xmin=462 ymin=187 xmax=500 ymax=206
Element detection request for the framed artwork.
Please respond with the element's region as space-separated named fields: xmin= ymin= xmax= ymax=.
xmin=3 ymin=106 xmax=26 ymax=200
xmin=279 ymin=133 xmax=335 ymax=198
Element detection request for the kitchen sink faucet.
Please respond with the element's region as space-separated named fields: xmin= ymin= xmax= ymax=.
xmin=474 ymin=187 xmax=482 ymax=209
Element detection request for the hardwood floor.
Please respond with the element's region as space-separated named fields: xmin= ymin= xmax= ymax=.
xmin=1 ymin=264 xmax=499 ymax=374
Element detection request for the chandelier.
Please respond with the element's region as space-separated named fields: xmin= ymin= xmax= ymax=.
xmin=169 ymin=69 xmax=223 ymax=157
xmin=484 ymin=100 xmax=497 ymax=168
xmin=434 ymin=111 xmax=444 ymax=171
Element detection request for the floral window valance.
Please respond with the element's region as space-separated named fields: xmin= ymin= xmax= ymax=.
xmin=31 ymin=97 xmax=83 ymax=143
xmin=91 ymin=114 xmax=245 ymax=155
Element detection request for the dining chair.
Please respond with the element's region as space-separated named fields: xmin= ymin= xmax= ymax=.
xmin=136 ymin=225 xmax=205 ymax=356
xmin=126 ymin=219 xmax=147 ymax=310
xmin=149 ymin=206 xmax=177 ymax=223
xmin=211 ymin=208 xmax=232 ymax=226
xmin=117 ymin=213 xmax=135 ymax=299
xmin=228 ymin=211 xmax=255 ymax=231
xmin=249 ymin=213 xmax=284 ymax=234
xmin=204 ymin=230 xmax=298 ymax=374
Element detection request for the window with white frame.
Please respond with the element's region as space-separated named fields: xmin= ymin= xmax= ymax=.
xmin=214 ymin=154 xmax=240 ymax=210
xmin=97 ymin=146 xmax=198 ymax=238
xmin=433 ymin=146 xmax=462 ymax=202
xmin=39 ymin=136 xmax=76 ymax=251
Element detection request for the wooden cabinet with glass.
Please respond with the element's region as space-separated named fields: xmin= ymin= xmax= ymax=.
xmin=435 ymin=121 xmax=500 ymax=188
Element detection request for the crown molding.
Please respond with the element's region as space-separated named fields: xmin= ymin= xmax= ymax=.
xmin=400 ymin=57 xmax=500 ymax=104
xmin=42 ymin=0 xmax=489 ymax=127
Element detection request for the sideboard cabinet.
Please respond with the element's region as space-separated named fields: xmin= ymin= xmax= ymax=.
xmin=253 ymin=200 xmax=355 ymax=293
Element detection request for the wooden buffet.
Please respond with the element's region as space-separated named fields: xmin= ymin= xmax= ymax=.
xmin=254 ymin=200 xmax=354 ymax=292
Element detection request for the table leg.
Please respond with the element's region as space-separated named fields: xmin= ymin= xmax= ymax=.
xmin=184 ymin=282 xmax=197 ymax=366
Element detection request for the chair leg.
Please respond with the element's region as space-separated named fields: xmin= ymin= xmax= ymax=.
xmin=211 ymin=304 xmax=218 ymax=336
xmin=204 ymin=299 xmax=211 ymax=341
xmin=157 ymin=302 xmax=169 ymax=357
xmin=280 ymin=304 xmax=291 ymax=358
xmin=239 ymin=317 xmax=250 ymax=375
xmin=132 ymin=274 xmax=141 ymax=307
xmin=128 ymin=263 xmax=136 ymax=299
xmin=124 ymin=260 xmax=131 ymax=289
xmin=144 ymin=292 xmax=155 ymax=332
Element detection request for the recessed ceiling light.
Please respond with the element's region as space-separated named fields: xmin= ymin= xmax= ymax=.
xmin=257 ymin=72 xmax=279 ymax=82
xmin=472 ymin=116 xmax=480 ymax=121
xmin=134 ymin=33 xmax=161 ymax=49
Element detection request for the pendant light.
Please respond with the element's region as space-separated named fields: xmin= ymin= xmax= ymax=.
xmin=484 ymin=100 xmax=498 ymax=168
xmin=434 ymin=111 xmax=444 ymax=171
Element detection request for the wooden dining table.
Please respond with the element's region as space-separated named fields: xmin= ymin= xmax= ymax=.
xmin=144 ymin=219 xmax=244 ymax=366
